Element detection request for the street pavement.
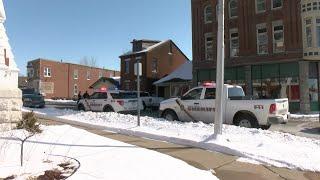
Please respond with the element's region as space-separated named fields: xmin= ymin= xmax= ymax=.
xmin=270 ymin=121 xmax=320 ymax=140
xmin=38 ymin=118 xmax=320 ymax=180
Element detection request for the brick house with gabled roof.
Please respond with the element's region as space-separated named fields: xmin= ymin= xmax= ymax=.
xmin=119 ymin=39 xmax=189 ymax=96
xmin=26 ymin=58 xmax=120 ymax=99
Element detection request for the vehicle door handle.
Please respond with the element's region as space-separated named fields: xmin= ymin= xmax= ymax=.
xmin=194 ymin=103 xmax=200 ymax=105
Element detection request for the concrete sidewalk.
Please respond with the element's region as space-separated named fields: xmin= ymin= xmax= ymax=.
xmin=39 ymin=118 xmax=320 ymax=180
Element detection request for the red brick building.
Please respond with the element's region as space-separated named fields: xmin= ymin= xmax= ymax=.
xmin=192 ymin=0 xmax=320 ymax=112
xmin=119 ymin=39 xmax=189 ymax=96
xmin=26 ymin=58 xmax=120 ymax=99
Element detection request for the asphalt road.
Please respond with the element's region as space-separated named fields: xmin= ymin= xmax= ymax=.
xmin=270 ymin=121 xmax=320 ymax=140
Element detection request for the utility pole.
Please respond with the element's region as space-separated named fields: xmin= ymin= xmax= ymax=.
xmin=135 ymin=58 xmax=142 ymax=126
xmin=214 ymin=0 xmax=225 ymax=136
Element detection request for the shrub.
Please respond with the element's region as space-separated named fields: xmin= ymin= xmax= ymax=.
xmin=17 ymin=112 xmax=42 ymax=133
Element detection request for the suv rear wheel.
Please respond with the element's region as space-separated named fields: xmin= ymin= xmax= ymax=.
xmin=103 ymin=106 xmax=114 ymax=112
xmin=235 ymin=114 xmax=259 ymax=128
xmin=78 ymin=104 xmax=86 ymax=111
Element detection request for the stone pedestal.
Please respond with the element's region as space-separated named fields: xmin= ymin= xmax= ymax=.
xmin=0 ymin=88 xmax=22 ymax=131
xmin=0 ymin=0 xmax=22 ymax=131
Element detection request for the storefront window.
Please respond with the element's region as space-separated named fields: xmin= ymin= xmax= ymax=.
xmin=252 ymin=79 xmax=262 ymax=97
xmin=236 ymin=80 xmax=248 ymax=95
xmin=309 ymin=78 xmax=318 ymax=102
xmin=279 ymin=77 xmax=300 ymax=101
xmin=261 ymin=78 xmax=280 ymax=99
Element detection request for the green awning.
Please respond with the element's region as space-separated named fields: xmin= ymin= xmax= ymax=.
xmin=280 ymin=62 xmax=299 ymax=77
xmin=262 ymin=64 xmax=279 ymax=78
xmin=252 ymin=65 xmax=261 ymax=79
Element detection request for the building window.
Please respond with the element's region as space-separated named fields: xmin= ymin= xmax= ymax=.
xmin=152 ymin=59 xmax=158 ymax=74
xmin=99 ymin=71 xmax=103 ymax=78
xmin=27 ymin=68 xmax=34 ymax=78
xmin=74 ymin=69 xmax=78 ymax=80
xmin=74 ymin=84 xmax=78 ymax=96
xmin=272 ymin=0 xmax=282 ymax=9
xmin=305 ymin=18 xmax=313 ymax=48
xmin=257 ymin=23 xmax=268 ymax=55
xmin=256 ymin=0 xmax=266 ymax=13
xmin=229 ymin=0 xmax=238 ymax=18
xmin=316 ymin=19 xmax=320 ymax=47
xmin=125 ymin=59 xmax=130 ymax=74
xmin=230 ymin=28 xmax=239 ymax=57
xmin=204 ymin=5 xmax=213 ymax=24
xmin=273 ymin=21 xmax=285 ymax=53
xmin=125 ymin=82 xmax=130 ymax=90
xmin=86 ymin=70 xmax=91 ymax=80
xmin=205 ymin=33 xmax=214 ymax=60
xmin=44 ymin=67 xmax=51 ymax=77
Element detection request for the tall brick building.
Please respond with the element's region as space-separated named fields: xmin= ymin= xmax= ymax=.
xmin=26 ymin=58 xmax=120 ymax=99
xmin=119 ymin=39 xmax=189 ymax=96
xmin=192 ymin=0 xmax=320 ymax=112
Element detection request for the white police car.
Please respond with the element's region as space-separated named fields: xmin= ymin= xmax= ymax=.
xmin=78 ymin=90 xmax=143 ymax=113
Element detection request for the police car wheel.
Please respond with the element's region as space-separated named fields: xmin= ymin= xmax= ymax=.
xmin=236 ymin=114 xmax=259 ymax=128
xmin=142 ymin=102 xmax=147 ymax=110
xmin=163 ymin=110 xmax=178 ymax=121
xmin=78 ymin=104 xmax=85 ymax=111
xmin=103 ymin=106 xmax=114 ymax=112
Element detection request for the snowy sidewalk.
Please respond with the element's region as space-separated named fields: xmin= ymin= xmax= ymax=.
xmin=0 ymin=125 xmax=216 ymax=180
xmin=39 ymin=118 xmax=320 ymax=180
xmin=24 ymin=107 xmax=320 ymax=172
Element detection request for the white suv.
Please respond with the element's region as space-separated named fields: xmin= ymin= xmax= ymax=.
xmin=78 ymin=91 xmax=143 ymax=113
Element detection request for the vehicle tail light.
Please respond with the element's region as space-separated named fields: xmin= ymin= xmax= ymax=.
xmin=269 ymin=104 xmax=277 ymax=114
xmin=117 ymin=100 xmax=124 ymax=106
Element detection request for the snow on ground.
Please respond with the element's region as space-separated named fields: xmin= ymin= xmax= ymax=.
xmin=289 ymin=113 xmax=319 ymax=122
xmin=24 ymin=107 xmax=320 ymax=172
xmin=45 ymin=99 xmax=77 ymax=105
xmin=0 ymin=125 xmax=216 ymax=180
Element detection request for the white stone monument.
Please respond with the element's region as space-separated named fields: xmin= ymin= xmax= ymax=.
xmin=0 ymin=0 xmax=22 ymax=131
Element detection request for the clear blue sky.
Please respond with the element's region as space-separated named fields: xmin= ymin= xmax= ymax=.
xmin=4 ymin=0 xmax=192 ymax=75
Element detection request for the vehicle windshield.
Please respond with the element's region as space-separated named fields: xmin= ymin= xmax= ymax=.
xmin=181 ymin=88 xmax=202 ymax=100
xmin=111 ymin=92 xmax=137 ymax=99
xmin=228 ymin=87 xmax=245 ymax=98
xmin=22 ymin=88 xmax=35 ymax=95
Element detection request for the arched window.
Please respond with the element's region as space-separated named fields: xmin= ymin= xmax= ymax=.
xmin=229 ymin=0 xmax=238 ymax=18
xmin=204 ymin=5 xmax=213 ymax=24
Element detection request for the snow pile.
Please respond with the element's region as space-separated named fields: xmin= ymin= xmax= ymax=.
xmin=289 ymin=113 xmax=319 ymax=122
xmin=24 ymin=107 xmax=320 ymax=172
xmin=45 ymin=99 xmax=77 ymax=105
xmin=0 ymin=125 xmax=216 ymax=180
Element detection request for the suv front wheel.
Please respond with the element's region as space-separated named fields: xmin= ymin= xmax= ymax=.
xmin=162 ymin=110 xmax=179 ymax=121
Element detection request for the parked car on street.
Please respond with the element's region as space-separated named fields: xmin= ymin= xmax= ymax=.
xmin=21 ymin=88 xmax=45 ymax=108
xmin=77 ymin=90 xmax=143 ymax=113
xmin=159 ymin=83 xmax=289 ymax=129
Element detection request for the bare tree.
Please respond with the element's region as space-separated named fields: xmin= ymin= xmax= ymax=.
xmin=79 ymin=56 xmax=97 ymax=67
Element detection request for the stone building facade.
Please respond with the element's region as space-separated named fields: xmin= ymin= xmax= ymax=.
xmin=0 ymin=0 xmax=22 ymax=130
xmin=192 ymin=0 xmax=320 ymax=113
xmin=26 ymin=58 xmax=120 ymax=99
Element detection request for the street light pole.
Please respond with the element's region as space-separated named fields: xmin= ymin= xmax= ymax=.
xmin=214 ymin=0 xmax=225 ymax=136
xmin=136 ymin=59 xmax=141 ymax=126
